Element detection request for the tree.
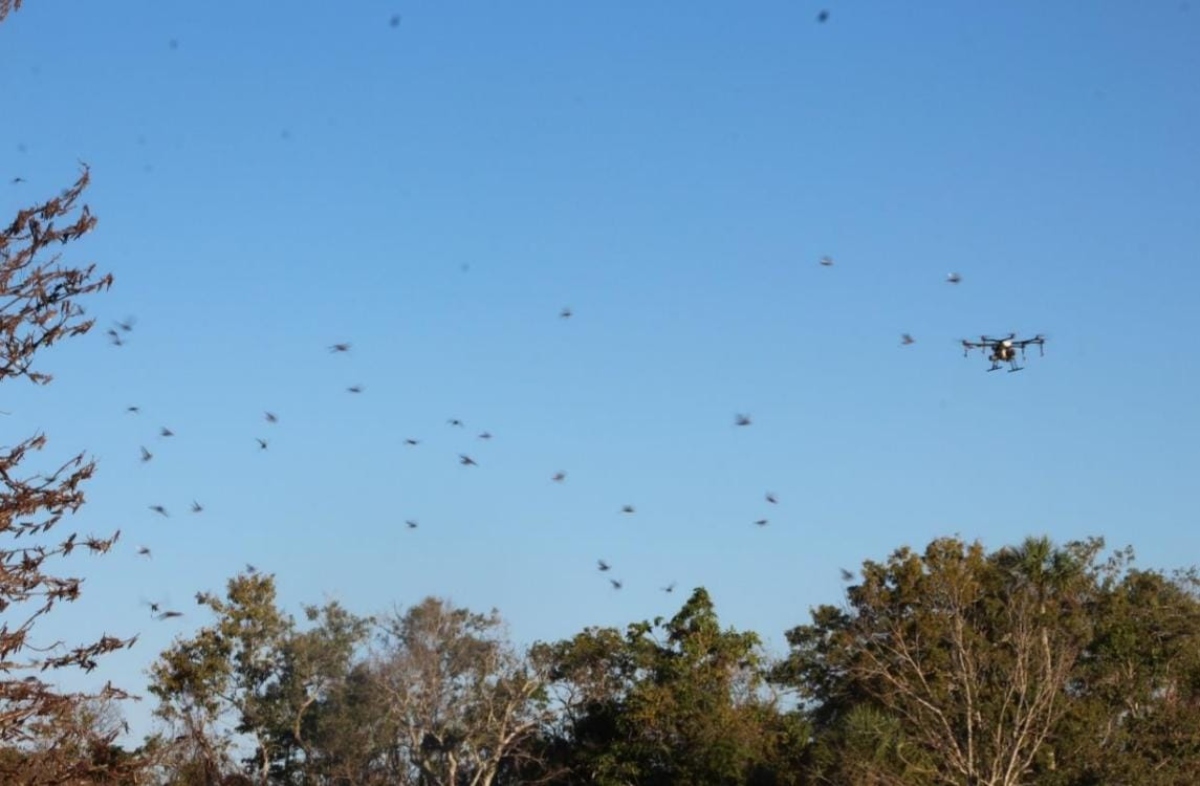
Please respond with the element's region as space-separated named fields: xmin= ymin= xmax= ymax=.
xmin=370 ymin=597 xmax=551 ymax=786
xmin=266 ymin=600 xmax=372 ymax=785
xmin=148 ymin=569 xmax=377 ymax=786
xmin=299 ymin=660 xmax=393 ymax=786
xmin=1046 ymin=564 xmax=1200 ymax=786
xmin=775 ymin=536 xmax=1107 ymax=786
xmin=801 ymin=703 xmax=933 ymax=786
xmin=1 ymin=146 xmax=138 ymax=780
xmin=0 ymin=0 xmax=23 ymax=24
xmin=148 ymin=570 xmax=294 ymax=785
xmin=0 ymin=697 xmax=145 ymax=785
xmin=535 ymin=588 xmax=802 ymax=786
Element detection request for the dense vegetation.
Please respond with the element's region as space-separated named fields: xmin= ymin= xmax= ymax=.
xmin=130 ymin=540 xmax=1200 ymax=786
xmin=9 ymin=531 xmax=1200 ymax=784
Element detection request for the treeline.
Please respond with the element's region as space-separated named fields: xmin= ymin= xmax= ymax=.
xmin=8 ymin=535 xmax=1200 ymax=786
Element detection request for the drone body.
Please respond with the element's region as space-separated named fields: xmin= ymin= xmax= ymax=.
xmin=961 ymin=333 xmax=1045 ymax=372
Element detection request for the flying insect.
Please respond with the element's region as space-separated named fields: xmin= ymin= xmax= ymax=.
xmin=961 ymin=333 xmax=1045 ymax=372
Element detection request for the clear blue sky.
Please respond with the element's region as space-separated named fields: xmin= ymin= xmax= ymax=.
xmin=3 ymin=1 xmax=1198 ymax=742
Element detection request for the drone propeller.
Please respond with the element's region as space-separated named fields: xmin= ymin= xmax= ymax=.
xmin=961 ymin=337 xmax=988 ymax=357
xmin=1014 ymin=333 xmax=1048 ymax=354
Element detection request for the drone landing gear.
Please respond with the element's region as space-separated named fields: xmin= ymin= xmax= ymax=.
xmin=987 ymin=364 xmax=1002 ymax=372
xmin=1008 ymin=365 xmax=1024 ymax=373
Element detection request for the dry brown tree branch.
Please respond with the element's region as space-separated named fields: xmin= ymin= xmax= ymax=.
xmin=0 ymin=166 xmax=140 ymax=780
xmin=0 ymin=0 xmax=24 ymax=24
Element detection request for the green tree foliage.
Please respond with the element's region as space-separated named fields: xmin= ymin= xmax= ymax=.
xmin=775 ymin=536 xmax=1107 ymax=786
xmin=801 ymin=703 xmax=933 ymax=786
xmin=148 ymin=570 xmax=284 ymax=783
xmin=143 ymin=542 xmax=1200 ymax=786
xmin=148 ymin=583 xmax=547 ymax=786
xmin=774 ymin=536 xmax=1200 ymax=786
xmin=148 ymin=569 xmax=371 ymax=786
xmin=1045 ymin=564 xmax=1200 ymax=785
xmin=534 ymin=588 xmax=802 ymax=786
xmin=295 ymin=660 xmax=392 ymax=785
xmin=269 ymin=601 xmax=373 ymax=785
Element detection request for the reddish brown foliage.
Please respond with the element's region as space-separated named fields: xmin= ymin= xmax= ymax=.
xmin=0 ymin=1 xmax=22 ymax=24
xmin=1 ymin=168 xmax=139 ymax=781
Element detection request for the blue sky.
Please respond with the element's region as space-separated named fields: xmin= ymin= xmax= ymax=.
xmin=3 ymin=1 xmax=1199 ymax=741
